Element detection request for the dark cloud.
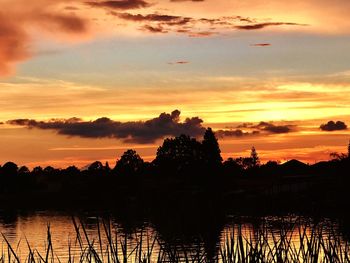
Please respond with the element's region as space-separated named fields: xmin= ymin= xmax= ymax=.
xmin=198 ymin=16 xmax=256 ymax=26
xmin=216 ymin=129 xmax=259 ymax=138
xmin=86 ymin=0 xmax=150 ymax=10
xmin=116 ymin=12 xmax=218 ymax=37
xmin=251 ymin=43 xmax=271 ymax=47
xmin=234 ymin=16 xmax=255 ymax=23
xmin=7 ymin=110 xmax=206 ymax=144
xmin=215 ymin=121 xmax=293 ymax=138
xmin=112 ymin=12 xmax=254 ymax=37
xmin=168 ymin=61 xmax=189 ymax=65
xmin=142 ymin=25 xmax=168 ymax=33
xmin=255 ymin=121 xmax=292 ymax=134
xmin=114 ymin=12 xmax=192 ymax=25
xmin=113 ymin=11 xmax=203 ymax=35
xmin=320 ymin=121 xmax=347 ymax=131
xmin=235 ymin=22 xmax=307 ymax=30
xmin=237 ymin=121 xmax=294 ymax=134
xmin=170 ymin=0 xmax=204 ymax=2
xmin=176 ymin=29 xmax=190 ymax=33
xmin=236 ymin=122 xmax=254 ymax=128
xmin=111 ymin=10 xmax=305 ymax=38
xmin=188 ymin=31 xmax=217 ymax=37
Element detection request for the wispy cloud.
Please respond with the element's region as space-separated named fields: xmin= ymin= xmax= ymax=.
xmin=235 ymin=22 xmax=307 ymax=30
xmin=142 ymin=24 xmax=168 ymax=33
xmin=170 ymin=0 xmax=205 ymax=2
xmin=114 ymin=12 xmax=192 ymax=25
xmin=168 ymin=61 xmax=190 ymax=65
xmin=251 ymin=43 xmax=271 ymax=47
xmin=217 ymin=121 xmax=296 ymax=138
xmin=85 ymin=0 xmax=151 ymax=10
xmin=112 ymin=10 xmax=305 ymax=37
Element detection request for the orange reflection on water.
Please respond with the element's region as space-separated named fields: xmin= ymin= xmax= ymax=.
xmin=0 ymin=212 xmax=349 ymax=262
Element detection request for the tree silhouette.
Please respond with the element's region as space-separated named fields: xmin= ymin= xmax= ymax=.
xmin=32 ymin=166 xmax=43 ymax=176
xmin=88 ymin=161 xmax=103 ymax=172
xmin=63 ymin=166 xmax=80 ymax=176
xmin=115 ymin=149 xmax=144 ymax=176
xmin=154 ymin=134 xmax=203 ymax=174
xmin=18 ymin=166 xmax=30 ymax=176
xmin=202 ymin=128 xmax=222 ymax=167
xmin=330 ymin=152 xmax=347 ymax=161
xmin=87 ymin=161 xmax=105 ymax=176
xmin=105 ymin=161 xmax=111 ymax=172
xmin=264 ymin=160 xmax=279 ymax=169
xmin=250 ymin=146 xmax=260 ymax=167
xmin=235 ymin=157 xmax=254 ymax=170
xmin=223 ymin=157 xmax=242 ymax=176
xmin=0 ymin=135 xmax=350 ymax=213
xmin=44 ymin=166 xmax=57 ymax=176
xmin=1 ymin=162 xmax=18 ymax=176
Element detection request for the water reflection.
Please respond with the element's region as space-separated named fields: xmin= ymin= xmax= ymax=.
xmin=0 ymin=210 xmax=349 ymax=262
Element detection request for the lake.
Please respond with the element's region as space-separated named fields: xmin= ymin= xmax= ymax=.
xmin=0 ymin=209 xmax=349 ymax=262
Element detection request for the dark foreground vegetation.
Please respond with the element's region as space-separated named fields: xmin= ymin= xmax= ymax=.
xmin=2 ymin=217 xmax=350 ymax=263
xmin=0 ymin=128 xmax=349 ymax=214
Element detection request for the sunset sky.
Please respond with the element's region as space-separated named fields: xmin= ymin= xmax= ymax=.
xmin=1 ymin=0 xmax=350 ymax=168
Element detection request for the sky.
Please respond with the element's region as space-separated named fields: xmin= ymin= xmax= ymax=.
xmin=1 ymin=0 xmax=350 ymax=168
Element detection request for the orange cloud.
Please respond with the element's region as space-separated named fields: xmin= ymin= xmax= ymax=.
xmin=0 ymin=14 xmax=30 ymax=75
xmin=0 ymin=0 xmax=91 ymax=76
xmin=36 ymin=13 xmax=89 ymax=35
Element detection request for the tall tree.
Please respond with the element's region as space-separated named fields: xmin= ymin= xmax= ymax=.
xmin=202 ymin=128 xmax=222 ymax=167
xmin=250 ymin=146 xmax=260 ymax=167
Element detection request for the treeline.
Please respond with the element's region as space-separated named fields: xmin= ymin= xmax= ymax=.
xmin=0 ymin=127 xmax=350 ymax=210
xmin=0 ymin=127 xmax=349 ymax=178
xmin=0 ymin=128 xmax=223 ymax=178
